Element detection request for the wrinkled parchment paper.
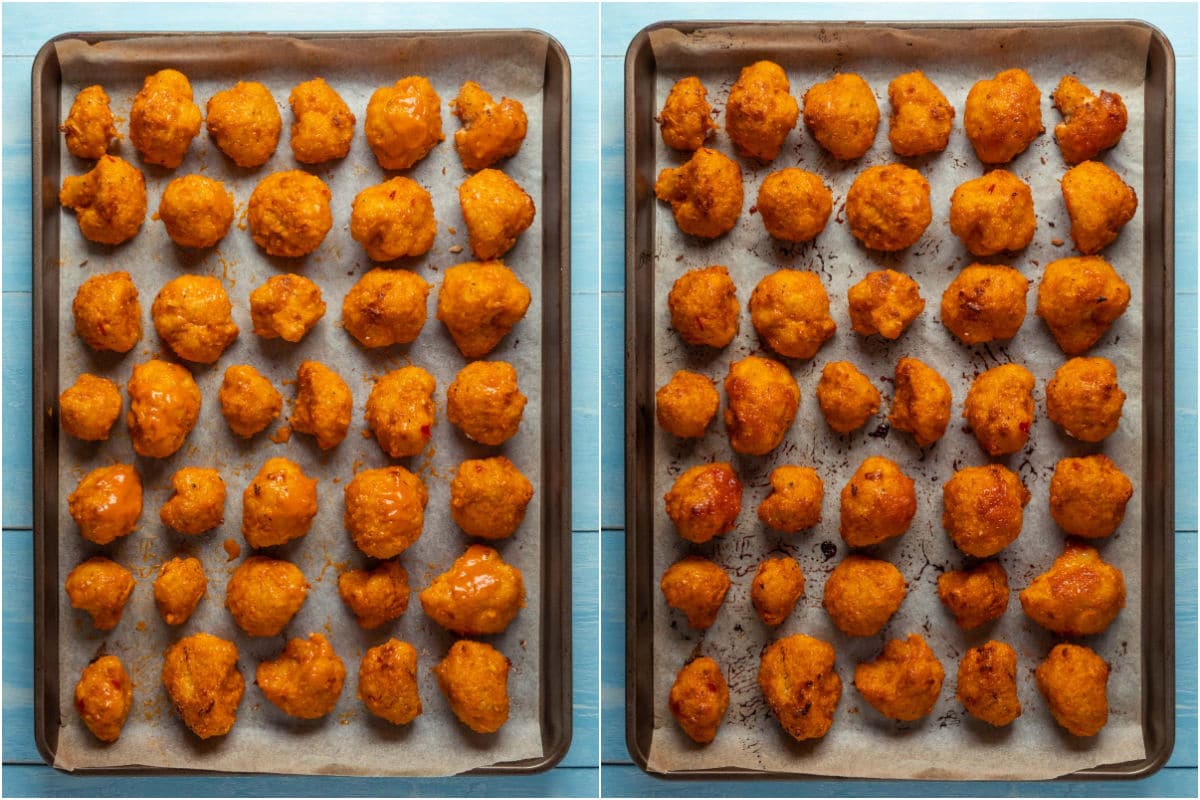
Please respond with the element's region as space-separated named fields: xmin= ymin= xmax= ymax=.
xmin=52 ymin=32 xmax=549 ymax=776
xmin=646 ymin=23 xmax=1151 ymax=780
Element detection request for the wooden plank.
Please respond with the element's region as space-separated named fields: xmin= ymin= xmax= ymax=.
xmin=572 ymin=292 xmax=601 ymax=532
xmin=600 ymin=293 xmax=623 ymax=530
xmin=2 ymin=62 xmax=33 ymax=294
xmin=2 ymin=293 xmax=33 ymax=530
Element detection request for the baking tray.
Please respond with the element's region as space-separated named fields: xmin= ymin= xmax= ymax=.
xmin=625 ymin=20 xmax=1174 ymax=780
xmin=32 ymin=29 xmax=570 ymax=776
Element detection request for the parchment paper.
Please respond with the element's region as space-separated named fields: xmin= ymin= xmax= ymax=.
xmin=51 ymin=32 xmax=550 ymax=776
xmin=645 ymin=23 xmax=1151 ymax=780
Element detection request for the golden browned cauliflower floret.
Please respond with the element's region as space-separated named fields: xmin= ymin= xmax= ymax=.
xmin=751 ymin=556 xmax=805 ymax=626
xmin=658 ymin=76 xmax=715 ymax=151
xmin=822 ymin=554 xmax=907 ymax=637
xmin=365 ymin=76 xmax=444 ymax=170
xmin=749 ymin=270 xmax=836 ymax=359
xmin=755 ymin=168 xmax=832 ymax=242
xmin=654 ymin=147 xmax=743 ymax=239
xmin=757 ymin=465 xmax=823 ymax=533
xmin=435 ymin=640 xmax=510 ymax=734
xmin=59 ymin=155 xmax=147 ymax=245
xmin=1052 ymin=76 xmax=1128 ymax=165
xmin=225 ymin=555 xmax=309 ymax=636
xmin=446 ymin=360 xmax=526 ymax=446
xmin=942 ymin=465 xmax=1030 ymax=558
xmin=344 ymin=466 xmax=428 ymax=559
xmin=957 ymin=641 xmax=1022 ymax=727
xmin=351 ymin=177 xmax=437 ymax=262
xmin=937 ymin=561 xmax=1009 ymax=630
xmin=62 ymin=85 xmax=118 ymax=159
xmin=151 ymin=275 xmax=239 ymax=364
xmin=726 ymin=61 xmax=799 ymax=161
xmin=888 ymin=357 xmax=952 ymax=447
xmin=758 ymin=634 xmax=842 ymax=741
xmin=723 ymin=355 xmax=800 ymax=455
xmin=365 ymin=366 xmax=436 ymax=457
xmin=72 ymin=270 xmax=141 ymax=353
xmin=257 ymin=633 xmax=346 ymax=719
xmin=290 ymin=361 xmax=352 ymax=450
xmin=1036 ymin=256 xmax=1130 ymax=355
xmin=65 ymin=556 xmax=135 ymax=630
xmin=160 ymin=467 xmax=225 ymax=535
xmin=655 ymin=370 xmax=719 ymax=438
xmin=887 ymin=71 xmax=954 ymax=157
xmin=156 ymin=174 xmax=234 ymax=249
xmin=126 ymin=359 xmax=201 ymax=458
xmin=205 ymin=81 xmax=281 ymax=168
xmin=963 ymin=363 xmax=1036 ymax=456
xmin=963 ymin=69 xmax=1043 ymax=164
xmin=664 ymin=462 xmax=742 ymax=544
xmin=847 ymin=270 xmax=925 ymax=340
xmin=668 ymin=265 xmax=739 ymax=348
xmin=359 ymin=639 xmax=422 ymax=725
xmin=854 ymin=633 xmax=944 ymax=721
xmin=338 ymin=560 xmax=410 ymax=630
xmin=154 ymin=556 xmax=206 ymax=625
xmin=420 ymin=544 xmax=526 ymax=635
xmin=129 ymin=69 xmax=201 ymax=168
xmin=249 ymin=274 xmax=325 ymax=342
xmin=1020 ymin=541 xmax=1126 ymax=636
xmin=74 ymin=655 xmax=132 ymax=742
xmin=436 ymin=261 xmax=530 ymax=357
xmin=450 ymin=456 xmax=534 ymax=539
xmin=1049 ymin=455 xmax=1133 ymax=538
xmin=218 ymin=364 xmax=282 ymax=438
xmin=1045 ymin=356 xmax=1125 ymax=442
xmin=247 ymin=170 xmax=333 ymax=258
xmin=68 ymin=464 xmax=142 ymax=545
xmin=669 ymin=657 xmax=729 ymax=745
xmin=289 ymin=78 xmax=355 ymax=164
xmin=162 ymin=632 xmax=244 ymax=739
xmin=452 ymin=80 xmax=527 ymax=170
xmin=1035 ymin=643 xmax=1110 ymax=736
xmin=59 ymin=373 xmax=122 ymax=441
xmin=343 ymin=268 xmax=431 ymax=348
xmin=660 ymin=555 xmax=730 ymax=630
xmin=241 ymin=457 xmax=318 ymax=548
xmin=803 ymin=72 xmax=879 ymax=161
xmin=940 ymin=264 xmax=1029 ymax=345
xmin=949 ymin=170 xmax=1036 ymax=256
xmin=1062 ymin=160 xmax=1138 ymax=255
xmin=816 ymin=361 xmax=881 ymax=434
xmin=459 ymin=168 xmax=536 ymax=261
xmin=845 ymin=164 xmax=931 ymax=251
xmin=839 ymin=456 xmax=917 ymax=548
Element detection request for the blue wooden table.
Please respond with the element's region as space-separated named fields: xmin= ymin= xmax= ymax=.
xmin=598 ymin=2 xmax=1198 ymax=797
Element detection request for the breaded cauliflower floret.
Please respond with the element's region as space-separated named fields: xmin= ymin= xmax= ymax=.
xmin=452 ymin=81 xmax=527 ymax=170
xmin=59 ymin=155 xmax=146 ymax=245
xmin=654 ymin=147 xmax=743 ymax=239
xmin=887 ymin=71 xmax=954 ymax=156
xmin=964 ymin=69 xmax=1043 ymax=164
xmin=723 ymin=355 xmax=800 ymax=455
xmin=845 ymin=164 xmax=931 ymax=251
xmin=61 ymin=85 xmax=118 ymax=159
xmin=664 ymin=462 xmax=742 ymax=544
xmin=660 ymin=555 xmax=730 ymax=630
xmin=1036 ymin=256 xmax=1130 ymax=355
xmin=1052 ymin=76 xmax=1127 ymax=165
xmin=289 ymin=78 xmax=355 ymax=164
xmin=658 ymin=76 xmax=715 ymax=151
xmin=727 ymin=61 xmax=799 ymax=161
xmin=1062 ymin=160 xmax=1138 ymax=255
xmin=803 ymin=73 xmax=879 ymax=160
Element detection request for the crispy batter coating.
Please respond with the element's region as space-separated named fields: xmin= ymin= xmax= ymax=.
xmin=664 ymin=462 xmax=742 ymax=544
xmin=289 ymin=78 xmax=355 ymax=164
xmin=755 ymin=168 xmax=832 ymax=242
xmin=942 ymin=465 xmax=1030 ymax=558
xmin=436 ymin=260 xmax=530 ymax=357
xmin=74 ymin=655 xmax=132 ymax=742
xmin=291 ymin=361 xmax=352 ymax=450
xmin=344 ymin=466 xmax=428 ymax=559
xmin=1036 ymin=256 xmax=1130 ymax=355
xmin=59 ymin=373 xmax=122 ymax=441
xmin=435 ymin=640 xmax=510 ymax=734
xmin=839 ymin=456 xmax=916 ymax=548
xmin=888 ymin=357 xmax=951 ymax=446
xmin=949 ymin=170 xmax=1036 ymax=256
xmin=452 ymin=81 xmax=527 ymax=170
xmin=129 ymin=69 xmax=201 ymax=168
xmin=887 ymin=71 xmax=954 ymax=157
xmin=65 ymin=556 xmax=135 ymax=630
xmin=226 ymin=555 xmax=309 ymax=636
xmin=749 ymin=270 xmax=836 ymax=359
xmin=59 ymin=155 xmax=146 ymax=245
xmin=151 ymin=275 xmax=239 ymax=364
xmin=218 ymin=364 xmax=281 ymax=438
xmin=365 ymin=76 xmax=444 ymax=170
xmin=757 ymin=465 xmax=823 ymax=532
xmin=1053 ymin=76 xmax=1127 ymax=165
xmin=351 ymin=177 xmax=437 ymax=262
xmin=156 ymin=174 xmax=234 ymax=248
xmin=822 ymin=554 xmax=906 ymax=637
xmin=845 ymin=164 xmax=931 ymax=251
xmin=247 ymin=170 xmax=333 ymax=258
xmin=937 ymin=561 xmax=1009 ymax=630
xmin=1035 ymin=643 xmax=1110 ymax=736
xmin=257 ymin=633 xmax=346 ymax=719
xmin=1062 ymin=160 xmax=1138 ymax=255
xmin=726 ymin=61 xmax=799 ymax=161
xmin=940 ymin=264 xmax=1029 ymax=345
xmin=450 ymin=456 xmax=534 ymax=539
xmin=1049 ymin=455 xmax=1133 ymax=538
xmin=160 ymin=467 xmax=225 ymax=535
xmin=758 ymin=634 xmax=842 ymax=741
xmin=957 ymin=641 xmax=1021 ymax=726
xmin=803 ymin=73 xmax=879 ymax=160
xmin=963 ymin=363 xmax=1036 ymax=456
xmin=817 ymin=361 xmax=881 ymax=434
xmin=459 ymin=168 xmax=536 ymax=260
xmin=1045 ymin=356 xmax=1125 ymax=442
xmin=73 ymin=272 xmax=141 ymax=355
xmin=668 ymin=265 xmax=739 ymax=348
xmin=62 ymin=85 xmax=118 ymax=159
xmin=656 ymin=370 xmax=720 ymax=438
xmin=68 ymin=464 xmax=142 ymax=545
xmin=249 ymin=274 xmax=325 ymax=342
xmin=723 ymin=355 xmax=800 ymax=455
xmin=1020 ymin=541 xmax=1126 ymax=636
xmin=658 ymin=76 xmax=715 ymax=151
xmin=162 ymin=632 xmax=244 ymax=739
xmin=854 ymin=633 xmax=944 ymax=721
xmin=126 ymin=360 xmax=201 ymax=458
xmin=446 ymin=360 xmax=526 ymax=446
xmin=420 ymin=544 xmax=526 ymax=635
xmin=847 ymin=270 xmax=925 ymax=340
xmin=359 ymin=639 xmax=422 ymax=725
xmin=654 ymin=147 xmax=743 ymax=239
xmin=751 ymin=557 xmax=805 ymax=626
xmin=963 ymin=69 xmax=1043 ymax=164
xmin=343 ymin=268 xmax=431 ymax=348
xmin=154 ymin=556 xmax=206 ymax=625
xmin=241 ymin=457 xmax=318 ymax=548
xmin=669 ymin=657 xmax=729 ymax=744
xmin=660 ymin=555 xmax=730 ymax=630
xmin=365 ymin=366 xmax=437 ymax=457
xmin=206 ymin=81 xmax=281 ymax=167
xmin=338 ymin=560 xmax=410 ymax=629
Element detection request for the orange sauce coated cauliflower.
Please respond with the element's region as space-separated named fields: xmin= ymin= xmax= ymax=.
xmin=153 ymin=556 xmax=207 ymax=625
xmin=205 ymin=81 xmax=282 ymax=168
xmin=129 ymin=69 xmax=202 ymax=168
xmin=655 ymin=370 xmax=719 ymax=438
xmin=888 ymin=356 xmax=952 ymax=446
xmin=452 ymin=80 xmax=528 ymax=170
xmin=957 ymin=641 xmax=1022 ymax=726
xmin=459 ymin=168 xmax=536 ymax=260
xmin=658 ymin=76 xmax=715 ymax=152
xmin=249 ymin=274 xmax=326 ymax=342
xmin=839 ymin=456 xmax=916 ymax=548
xmin=338 ymin=560 xmax=410 ymax=630
xmin=822 ymin=554 xmax=907 ymax=637
xmin=350 ymin=177 xmax=437 ymax=262
xmin=669 ymin=657 xmax=729 ymax=745
xmin=940 ymin=264 xmax=1029 ymax=345
xmin=816 ymin=361 xmax=881 ymax=434
xmin=654 ymin=148 xmax=743 ymax=239
xmin=247 ymin=170 xmax=333 ymax=257
xmin=65 ymin=556 xmax=135 ymax=630
xmin=419 ymin=544 xmax=526 ymax=636
xmin=241 ymin=457 xmax=318 ymax=548
xmin=758 ymin=634 xmax=842 ymax=741
xmin=68 ymin=464 xmax=142 ymax=545
xmin=854 ymin=633 xmax=944 ymax=721
xmin=847 ymin=269 xmax=925 ymax=340
xmin=1062 ymin=160 xmax=1138 ymax=255
xmin=290 ymin=361 xmax=352 ymax=450
xmin=449 ymin=456 xmax=534 ymax=540
xmin=845 ymin=164 xmax=931 ymax=251
xmin=74 ymin=655 xmax=133 ymax=742
xmin=61 ymin=85 xmax=118 ymax=159
xmin=1045 ymin=356 xmax=1125 ymax=442
xmin=156 ymin=174 xmax=235 ymax=248
xmin=159 ymin=467 xmax=225 ymax=535
xmin=803 ymin=73 xmax=879 ymax=161
xmin=942 ymin=464 xmax=1030 ymax=557
xmin=726 ymin=61 xmax=799 ymax=161
xmin=949 ymin=170 xmax=1036 ymax=256
xmin=126 ymin=360 xmax=201 ymax=458
xmin=722 ymin=355 xmax=800 ymax=456
xmin=749 ymin=270 xmax=836 ymax=359
xmin=446 ymin=360 xmax=526 ymax=446
xmin=225 ymin=555 xmax=309 ymax=636
xmin=963 ymin=363 xmax=1036 ymax=456
xmin=1036 ymin=256 xmax=1130 ymax=355
xmin=757 ymin=465 xmax=823 ymax=532
xmin=660 ymin=555 xmax=730 ymax=630
xmin=1049 ymin=454 xmax=1133 ymax=538
xmin=72 ymin=270 xmax=141 ymax=352
xmin=1035 ymin=643 xmax=1110 ymax=736
xmin=887 ymin=71 xmax=954 ymax=157
xmin=436 ymin=261 xmax=530 ymax=358
xmin=257 ymin=633 xmax=347 ymax=719
xmin=750 ymin=556 xmax=805 ymax=626
xmin=289 ymin=78 xmax=356 ymax=164
xmin=365 ymin=76 xmax=444 ymax=170
xmin=365 ymin=366 xmax=437 ymax=457
xmin=434 ymin=640 xmax=511 ymax=734
xmin=151 ymin=275 xmax=239 ymax=364
xmin=358 ymin=639 xmax=422 ymax=725
xmin=1019 ymin=541 xmax=1126 ymax=636
xmin=342 ymin=268 xmax=431 ymax=348
xmin=161 ymin=633 xmax=244 ymax=739
xmin=59 ymin=373 xmax=122 ymax=441
xmin=344 ymin=466 xmax=428 ymax=559
xmin=963 ymin=69 xmax=1043 ymax=164
xmin=663 ymin=462 xmax=742 ymax=544
xmin=754 ymin=168 xmax=832 ymax=242
xmin=667 ymin=265 xmax=739 ymax=348
xmin=218 ymin=364 xmax=282 ymax=438
xmin=60 ymin=155 xmax=147 ymax=245
xmin=1052 ymin=76 xmax=1127 ymax=165
xmin=936 ymin=560 xmax=1010 ymax=630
